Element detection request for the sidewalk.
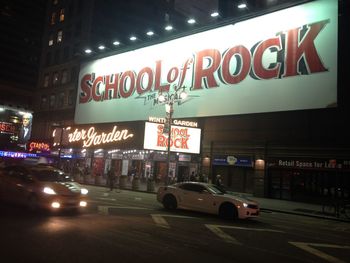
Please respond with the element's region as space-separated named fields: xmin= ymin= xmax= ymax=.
xmin=82 ymin=177 xmax=349 ymax=222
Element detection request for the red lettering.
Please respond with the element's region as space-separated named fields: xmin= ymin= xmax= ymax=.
xmin=193 ymin=49 xmax=221 ymax=89
xmin=252 ymin=37 xmax=282 ymax=79
xmin=104 ymin=74 xmax=119 ymax=100
xmin=136 ymin=67 xmax=153 ymax=94
xmin=283 ymin=20 xmax=329 ymax=77
xmin=155 ymin=60 xmax=170 ymax=92
xmin=119 ymin=71 xmax=135 ymax=98
xmin=167 ymin=67 xmax=179 ymax=84
xmin=181 ymin=138 xmax=189 ymax=149
xmin=92 ymin=76 xmax=103 ymax=101
xmin=221 ymin=45 xmax=251 ymax=84
xmin=157 ymin=134 xmax=166 ymax=147
xmin=79 ymin=74 xmax=92 ymax=103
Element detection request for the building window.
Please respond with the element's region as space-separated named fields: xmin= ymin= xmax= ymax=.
xmin=48 ymin=34 xmax=54 ymax=46
xmin=61 ymin=69 xmax=68 ymax=84
xmin=45 ymin=52 xmax=52 ymax=66
xmin=53 ymin=72 xmax=59 ymax=85
xmin=57 ymin=92 xmax=65 ymax=108
xmin=54 ymin=49 xmax=60 ymax=64
xmin=63 ymin=46 xmax=70 ymax=60
xmin=43 ymin=74 xmax=50 ymax=87
xmin=49 ymin=94 xmax=56 ymax=108
xmin=50 ymin=12 xmax=56 ymax=25
xmin=74 ymin=22 xmax=81 ymax=37
xmin=59 ymin=9 xmax=65 ymax=22
xmin=68 ymin=90 xmax=75 ymax=106
xmin=40 ymin=95 xmax=48 ymax=109
xmin=71 ymin=66 xmax=77 ymax=81
xmin=57 ymin=30 xmax=63 ymax=43
xmin=65 ymin=30 xmax=71 ymax=40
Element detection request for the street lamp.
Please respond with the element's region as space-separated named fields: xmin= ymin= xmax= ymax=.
xmin=158 ymin=87 xmax=188 ymax=185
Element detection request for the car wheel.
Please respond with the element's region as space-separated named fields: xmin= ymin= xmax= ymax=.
xmin=28 ymin=194 xmax=39 ymax=212
xmin=163 ymin=194 xmax=177 ymax=210
xmin=219 ymin=203 xmax=238 ymax=220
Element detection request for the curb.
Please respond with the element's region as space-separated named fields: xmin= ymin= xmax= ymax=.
xmin=261 ymin=208 xmax=350 ymax=223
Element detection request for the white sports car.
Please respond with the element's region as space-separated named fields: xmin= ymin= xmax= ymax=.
xmin=157 ymin=182 xmax=259 ymax=219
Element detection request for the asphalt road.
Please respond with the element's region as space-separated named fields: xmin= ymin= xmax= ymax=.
xmin=0 ymin=185 xmax=349 ymax=263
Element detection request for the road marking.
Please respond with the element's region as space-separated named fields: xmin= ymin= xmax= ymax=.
xmin=98 ymin=205 xmax=111 ymax=215
xmin=113 ymin=206 xmax=150 ymax=210
xmin=98 ymin=205 xmax=150 ymax=215
xmin=289 ymin=242 xmax=350 ymax=263
xmin=151 ymin=214 xmax=195 ymax=229
xmin=97 ymin=197 xmax=116 ymax=201
xmin=205 ymin=224 xmax=241 ymax=245
xmin=205 ymin=224 xmax=285 ymax=246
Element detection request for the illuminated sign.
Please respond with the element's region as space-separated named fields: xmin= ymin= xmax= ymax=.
xmin=0 ymin=150 xmax=37 ymax=158
xmin=29 ymin=142 xmax=50 ymax=152
xmin=148 ymin=116 xmax=198 ymax=127
xmin=269 ymin=158 xmax=350 ymax=170
xmin=0 ymin=122 xmax=16 ymax=133
xmin=68 ymin=126 xmax=134 ymax=147
xmin=143 ymin=122 xmax=201 ymax=154
xmin=53 ymin=125 xmax=135 ymax=148
xmin=75 ymin=0 xmax=337 ymax=124
xmin=213 ymin=156 xmax=253 ymax=167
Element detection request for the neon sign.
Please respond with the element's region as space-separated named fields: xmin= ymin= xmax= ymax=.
xmin=29 ymin=142 xmax=50 ymax=152
xmin=0 ymin=121 xmax=16 ymax=133
xmin=0 ymin=151 xmax=37 ymax=158
xmin=68 ymin=126 xmax=134 ymax=147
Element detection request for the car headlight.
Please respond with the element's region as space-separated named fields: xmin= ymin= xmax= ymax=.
xmin=243 ymin=202 xmax=248 ymax=208
xmin=81 ymin=188 xmax=88 ymax=195
xmin=43 ymin=187 xmax=56 ymax=195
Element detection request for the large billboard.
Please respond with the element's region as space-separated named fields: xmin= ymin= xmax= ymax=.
xmin=75 ymin=0 xmax=337 ymax=124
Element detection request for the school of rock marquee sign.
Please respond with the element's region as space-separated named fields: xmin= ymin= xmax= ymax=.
xmin=75 ymin=0 xmax=337 ymax=124
xmin=143 ymin=122 xmax=201 ymax=154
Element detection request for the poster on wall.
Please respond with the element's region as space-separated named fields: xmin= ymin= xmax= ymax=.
xmin=75 ymin=0 xmax=337 ymax=124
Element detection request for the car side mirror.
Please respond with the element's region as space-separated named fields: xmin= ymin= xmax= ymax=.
xmin=201 ymin=189 xmax=210 ymax=194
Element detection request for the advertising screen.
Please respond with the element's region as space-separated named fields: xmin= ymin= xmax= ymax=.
xmin=0 ymin=106 xmax=33 ymax=150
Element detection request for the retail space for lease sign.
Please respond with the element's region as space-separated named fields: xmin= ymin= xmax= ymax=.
xmin=75 ymin=0 xmax=337 ymax=124
xmin=143 ymin=122 xmax=201 ymax=154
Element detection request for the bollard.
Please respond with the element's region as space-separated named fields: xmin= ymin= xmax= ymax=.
xmin=132 ymin=176 xmax=140 ymax=190
xmin=147 ymin=179 xmax=155 ymax=192
xmin=94 ymin=175 xmax=101 ymax=185
xmin=119 ymin=175 xmax=127 ymax=189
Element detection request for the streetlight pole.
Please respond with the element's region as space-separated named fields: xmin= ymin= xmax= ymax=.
xmin=165 ymin=101 xmax=173 ymax=185
xmin=158 ymin=87 xmax=187 ymax=186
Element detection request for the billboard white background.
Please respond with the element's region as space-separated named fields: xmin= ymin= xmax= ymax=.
xmin=75 ymin=0 xmax=337 ymax=124
xmin=143 ymin=122 xmax=201 ymax=154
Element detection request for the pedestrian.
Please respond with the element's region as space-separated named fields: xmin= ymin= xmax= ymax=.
xmin=190 ymin=171 xmax=196 ymax=181
xmin=107 ymin=166 xmax=116 ymax=191
xmin=215 ymin=174 xmax=223 ymax=187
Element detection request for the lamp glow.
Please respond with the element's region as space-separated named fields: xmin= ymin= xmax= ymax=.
xmin=43 ymin=187 xmax=56 ymax=195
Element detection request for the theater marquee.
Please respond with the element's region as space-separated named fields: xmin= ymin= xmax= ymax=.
xmin=75 ymin=0 xmax=337 ymax=124
xmin=143 ymin=122 xmax=201 ymax=154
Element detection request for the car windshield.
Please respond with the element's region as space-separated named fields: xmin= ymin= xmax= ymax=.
xmin=206 ymin=184 xmax=226 ymax=194
xmin=31 ymin=169 xmax=73 ymax=182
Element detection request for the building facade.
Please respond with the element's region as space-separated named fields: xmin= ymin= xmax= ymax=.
xmin=31 ymin=0 xmax=349 ymax=205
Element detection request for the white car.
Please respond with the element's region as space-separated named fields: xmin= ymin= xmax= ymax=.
xmin=0 ymin=164 xmax=88 ymax=212
xmin=157 ymin=182 xmax=259 ymax=219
